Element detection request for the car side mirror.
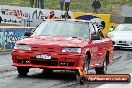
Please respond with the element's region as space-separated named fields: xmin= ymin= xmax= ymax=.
xmin=24 ymin=32 xmax=32 ymax=37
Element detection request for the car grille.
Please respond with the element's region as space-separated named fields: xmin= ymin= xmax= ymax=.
xmin=31 ymin=60 xmax=58 ymax=66
xmin=117 ymin=44 xmax=129 ymax=46
xmin=32 ymin=47 xmax=56 ymax=52
xmin=119 ymin=41 xmax=126 ymax=43
xmin=30 ymin=57 xmax=75 ymax=66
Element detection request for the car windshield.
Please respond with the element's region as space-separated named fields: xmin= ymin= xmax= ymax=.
xmin=115 ymin=24 xmax=132 ymax=31
xmin=33 ymin=20 xmax=90 ymax=39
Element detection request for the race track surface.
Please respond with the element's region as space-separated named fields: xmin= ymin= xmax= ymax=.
xmin=0 ymin=49 xmax=132 ymax=88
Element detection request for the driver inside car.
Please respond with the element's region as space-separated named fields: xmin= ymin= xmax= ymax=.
xmin=90 ymin=23 xmax=104 ymax=40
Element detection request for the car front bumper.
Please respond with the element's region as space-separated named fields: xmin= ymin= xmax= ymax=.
xmin=11 ymin=50 xmax=85 ymax=71
xmin=112 ymin=38 xmax=132 ymax=48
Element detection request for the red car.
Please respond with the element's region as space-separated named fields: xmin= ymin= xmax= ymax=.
xmin=11 ymin=19 xmax=113 ymax=76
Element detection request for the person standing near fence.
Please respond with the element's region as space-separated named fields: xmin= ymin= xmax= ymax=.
xmin=39 ymin=0 xmax=45 ymax=9
xmin=34 ymin=0 xmax=44 ymax=9
xmin=65 ymin=0 xmax=71 ymax=11
xmin=60 ymin=0 xmax=65 ymax=10
xmin=30 ymin=0 xmax=34 ymax=8
xmin=34 ymin=0 xmax=39 ymax=8
xmin=92 ymin=0 xmax=101 ymax=14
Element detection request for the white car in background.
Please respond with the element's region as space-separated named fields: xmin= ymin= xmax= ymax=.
xmin=108 ymin=24 xmax=132 ymax=49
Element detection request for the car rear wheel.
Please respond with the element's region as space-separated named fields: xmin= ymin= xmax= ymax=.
xmin=77 ymin=76 xmax=86 ymax=85
xmin=17 ymin=67 xmax=29 ymax=76
xmin=95 ymin=53 xmax=109 ymax=74
xmin=83 ymin=54 xmax=90 ymax=75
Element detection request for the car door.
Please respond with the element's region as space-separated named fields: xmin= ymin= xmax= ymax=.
xmin=89 ymin=40 xmax=104 ymax=65
xmin=98 ymin=38 xmax=107 ymax=63
xmin=88 ymin=22 xmax=106 ymax=65
xmin=99 ymin=37 xmax=113 ymax=63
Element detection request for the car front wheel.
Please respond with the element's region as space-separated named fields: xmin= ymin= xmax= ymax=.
xmin=95 ymin=53 xmax=109 ymax=74
xmin=17 ymin=67 xmax=29 ymax=76
xmin=83 ymin=54 xmax=90 ymax=75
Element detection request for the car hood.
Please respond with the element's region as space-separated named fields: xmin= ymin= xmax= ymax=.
xmin=109 ymin=31 xmax=132 ymax=38
xmin=17 ymin=36 xmax=90 ymax=47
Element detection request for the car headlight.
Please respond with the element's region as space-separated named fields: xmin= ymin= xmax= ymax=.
xmin=108 ymin=33 xmax=114 ymax=38
xmin=14 ymin=44 xmax=31 ymax=50
xmin=62 ymin=48 xmax=81 ymax=53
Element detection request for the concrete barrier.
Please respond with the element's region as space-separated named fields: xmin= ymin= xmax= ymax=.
xmin=0 ymin=26 xmax=34 ymax=51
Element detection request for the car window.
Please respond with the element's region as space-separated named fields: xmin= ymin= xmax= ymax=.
xmin=115 ymin=24 xmax=132 ymax=31
xmin=89 ymin=23 xmax=104 ymax=40
xmin=33 ymin=20 xmax=90 ymax=39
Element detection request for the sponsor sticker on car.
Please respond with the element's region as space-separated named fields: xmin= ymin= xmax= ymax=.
xmin=36 ymin=54 xmax=51 ymax=59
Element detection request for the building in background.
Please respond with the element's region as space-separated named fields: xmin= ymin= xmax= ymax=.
xmin=122 ymin=5 xmax=132 ymax=23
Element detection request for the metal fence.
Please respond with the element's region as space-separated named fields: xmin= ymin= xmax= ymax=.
xmin=0 ymin=27 xmax=34 ymax=50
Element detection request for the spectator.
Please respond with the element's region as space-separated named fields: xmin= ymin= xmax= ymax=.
xmin=47 ymin=11 xmax=56 ymax=19
xmin=92 ymin=0 xmax=101 ymax=14
xmin=39 ymin=0 xmax=45 ymax=9
xmin=35 ymin=0 xmax=39 ymax=8
xmin=65 ymin=0 xmax=71 ymax=11
xmin=61 ymin=11 xmax=71 ymax=19
xmin=34 ymin=0 xmax=44 ymax=9
xmin=30 ymin=0 xmax=34 ymax=8
xmin=60 ymin=0 xmax=65 ymax=10
xmin=0 ymin=15 xmax=2 ymax=23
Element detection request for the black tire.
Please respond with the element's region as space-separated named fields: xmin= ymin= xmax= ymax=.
xmin=114 ymin=46 xmax=120 ymax=50
xmin=42 ymin=69 xmax=53 ymax=74
xmin=95 ymin=53 xmax=109 ymax=74
xmin=17 ymin=67 xmax=29 ymax=76
xmin=83 ymin=54 xmax=90 ymax=75
xmin=77 ymin=76 xmax=86 ymax=85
